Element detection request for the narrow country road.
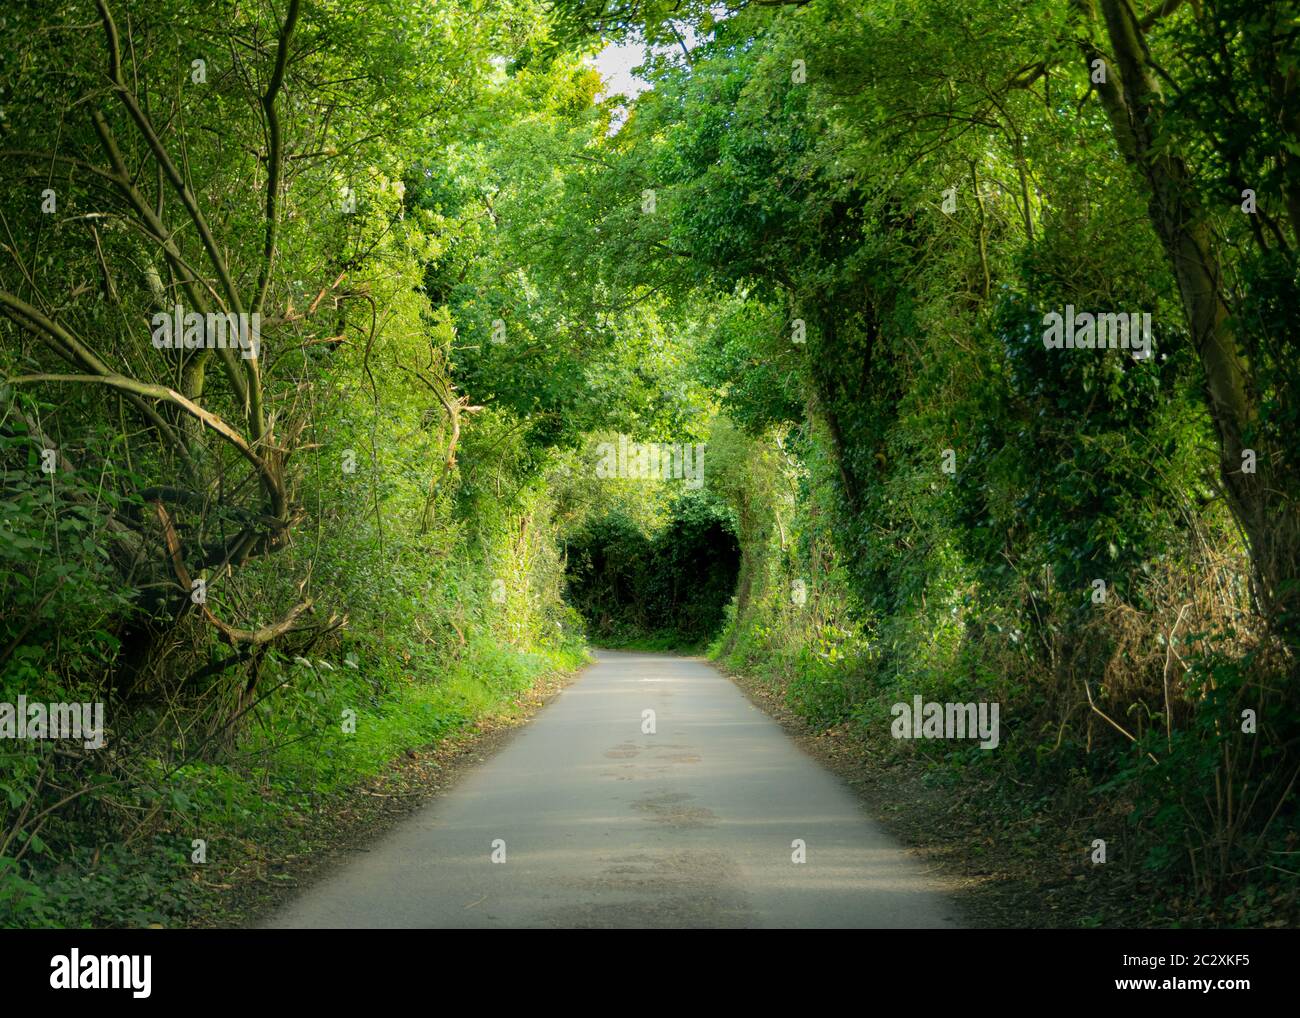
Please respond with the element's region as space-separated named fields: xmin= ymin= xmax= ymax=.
xmin=266 ymin=650 xmax=961 ymax=929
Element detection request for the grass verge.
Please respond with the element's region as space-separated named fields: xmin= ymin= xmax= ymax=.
xmin=3 ymin=637 xmax=588 ymax=929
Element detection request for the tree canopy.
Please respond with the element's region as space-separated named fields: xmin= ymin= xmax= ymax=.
xmin=1 ymin=0 xmax=1298 ymax=929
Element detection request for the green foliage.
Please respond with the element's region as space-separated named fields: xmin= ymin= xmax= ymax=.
xmin=552 ymin=0 xmax=1300 ymax=924
xmin=565 ymin=489 xmax=739 ymax=647
xmin=2 ymin=0 xmax=1299 ymax=932
xmin=0 ymin=0 xmax=591 ymax=929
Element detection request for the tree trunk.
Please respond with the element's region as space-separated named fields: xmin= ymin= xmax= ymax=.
xmin=1084 ymin=0 xmax=1300 ymax=642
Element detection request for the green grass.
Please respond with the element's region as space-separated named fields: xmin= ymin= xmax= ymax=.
xmin=1 ymin=634 xmax=588 ymax=929
xmin=267 ymin=636 xmax=587 ymax=793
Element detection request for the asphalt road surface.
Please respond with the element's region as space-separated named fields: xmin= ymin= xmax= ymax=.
xmin=266 ymin=649 xmax=961 ymax=928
